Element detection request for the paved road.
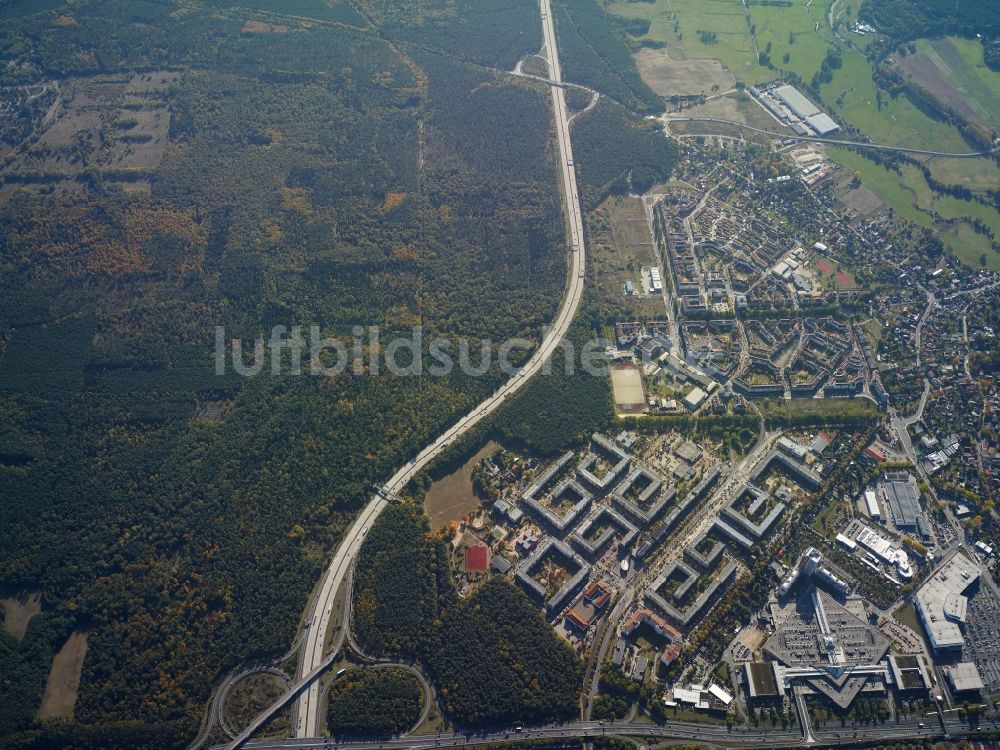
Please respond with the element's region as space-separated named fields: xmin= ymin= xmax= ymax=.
xmin=664 ymin=116 xmax=996 ymax=158
xmin=216 ymin=713 xmax=1000 ymax=750
xmin=276 ymin=0 xmax=589 ymax=742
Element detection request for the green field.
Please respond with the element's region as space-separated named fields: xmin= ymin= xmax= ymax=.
xmin=908 ymin=36 xmax=1000 ymax=130
xmin=819 ymin=50 xmax=970 ymax=153
xmin=749 ymin=0 xmax=836 ymax=83
xmin=828 ymin=147 xmax=932 ymax=228
xmin=927 ymin=156 xmax=1000 ymax=192
xmin=943 ymin=224 xmax=1000 ymax=270
xmin=601 ymin=0 xmax=998 ymax=273
xmin=607 ymin=0 xmax=765 ymax=84
xmin=830 ymin=147 xmax=1000 ymax=269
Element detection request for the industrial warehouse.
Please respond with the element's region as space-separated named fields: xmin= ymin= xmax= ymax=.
xmin=749 ymin=81 xmax=841 ymax=136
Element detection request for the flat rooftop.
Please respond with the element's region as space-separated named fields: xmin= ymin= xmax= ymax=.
xmin=914 ymin=549 xmax=979 ymax=652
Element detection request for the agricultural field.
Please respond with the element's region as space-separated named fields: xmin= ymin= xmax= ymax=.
xmin=608 ymin=0 xmax=845 ymax=88
xmin=828 ymin=147 xmax=931 ymax=228
xmin=606 ymin=0 xmax=763 ymax=85
xmin=927 ymin=156 xmax=1000 ymax=192
xmin=897 ymin=36 xmax=1000 ymax=131
xmin=942 ymin=224 xmax=1000 ymax=270
xmin=634 ymin=48 xmax=734 ymax=97
xmin=748 ymin=0 xmax=838 ymax=83
xmin=819 ymin=50 xmax=970 ymax=154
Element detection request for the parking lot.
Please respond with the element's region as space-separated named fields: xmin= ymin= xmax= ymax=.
xmin=963 ymin=582 xmax=1000 ymax=692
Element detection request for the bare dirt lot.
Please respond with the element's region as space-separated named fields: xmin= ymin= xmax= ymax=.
xmin=424 ymin=441 xmax=500 ymax=530
xmin=668 ymin=91 xmax=786 ymax=133
xmin=635 ymin=48 xmax=736 ymax=97
xmin=37 ymin=631 xmax=88 ymax=721
xmin=898 ymin=53 xmax=980 ymax=124
xmin=635 ymin=49 xmax=735 ymax=97
xmin=1 ymin=592 xmax=41 ymax=641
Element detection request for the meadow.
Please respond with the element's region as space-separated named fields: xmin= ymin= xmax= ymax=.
xmin=901 ymin=36 xmax=1000 ymax=130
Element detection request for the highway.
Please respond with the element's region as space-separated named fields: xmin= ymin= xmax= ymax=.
xmin=215 ymin=712 xmax=1000 ymax=750
xmin=259 ymin=0 xmax=589 ymax=743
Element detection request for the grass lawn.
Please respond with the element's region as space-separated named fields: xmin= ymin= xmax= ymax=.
xmin=942 ymin=224 xmax=1000 ymax=271
xmin=893 ymin=602 xmax=920 ymax=634
xmin=863 ymin=318 xmax=883 ymax=346
xmin=898 ymin=163 xmax=935 ymax=211
xmin=759 ymin=396 xmax=879 ymax=422
xmin=609 ymin=0 xmax=766 ymax=85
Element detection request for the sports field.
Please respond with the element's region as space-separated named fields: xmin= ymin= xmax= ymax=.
xmin=611 ymin=363 xmax=646 ymax=413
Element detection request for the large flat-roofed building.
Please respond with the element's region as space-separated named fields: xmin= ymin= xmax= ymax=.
xmin=777 ymin=436 xmax=809 ymax=461
xmin=773 ymin=84 xmax=821 ymax=119
xmin=645 ymin=558 xmax=738 ymax=629
xmin=887 ymin=654 xmax=933 ymax=694
xmin=612 ymin=464 xmax=673 ymax=526
xmin=570 ymin=504 xmax=638 ymax=559
xmin=882 ymin=475 xmax=920 ymax=529
xmin=577 ymin=433 xmax=631 ymax=491
xmin=621 ymin=607 xmax=682 ymax=642
xmin=744 ymin=662 xmax=783 ymax=703
xmin=863 ymin=489 xmax=881 ymax=520
xmin=763 ymin=589 xmax=890 ymax=708
xmin=914 ymin=549 xmax=979 ymax=653
xmin=515 ymin=538 xmax=592 ymax=617
xmin=683 ymin=386 xmax=707 ymax=410
xmin=805 ymin=112 xmax=839 ymax=135
xmin=948 ymin=662 xmax=985 ymax=694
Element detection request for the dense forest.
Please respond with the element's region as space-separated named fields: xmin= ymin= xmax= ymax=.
xmin=352 ymin=505 xmax=456 ymax=657
xmin=353 ymin=508 xmax=584 ymax=728
xmin=571 ymin=100 xmax=679 ymax=210
xmin=0 ymin=0 xmax=574 ymax=745
xmin=552 ymin=0 xmax=663 ymax=114
xmin=862 ymin=0 xmax=1000 ymax=65
xmin=326 ymin=668 xmax=424 ymax=737
xmin=493 ymin=307 xmax=616 ymax=455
